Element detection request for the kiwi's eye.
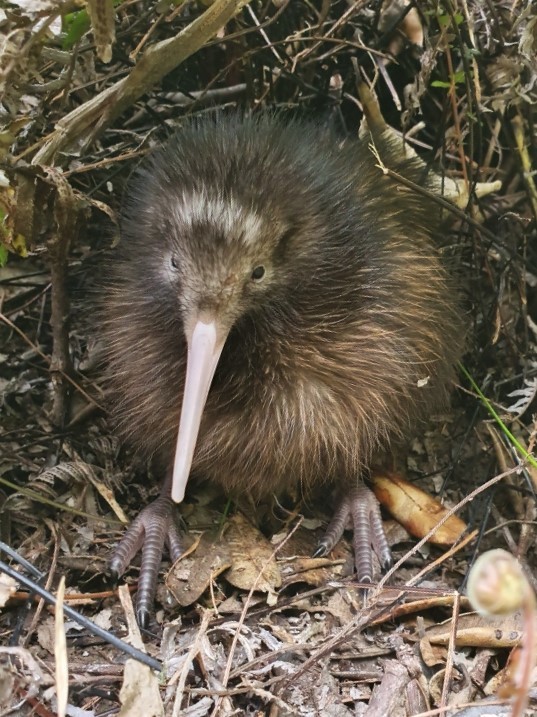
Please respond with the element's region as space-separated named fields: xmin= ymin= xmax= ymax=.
xmin=251 ymin=265 xmax=266 ymax=282
xmin=170 ymin=256 xmax=179 ymax=270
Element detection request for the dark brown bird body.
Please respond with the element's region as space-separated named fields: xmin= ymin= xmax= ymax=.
xmin=103 ymin=115 xmax=464 ymax=623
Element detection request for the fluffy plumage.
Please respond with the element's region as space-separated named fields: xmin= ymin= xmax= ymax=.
xmin=102 ymin=114 xmax=464 ymax=623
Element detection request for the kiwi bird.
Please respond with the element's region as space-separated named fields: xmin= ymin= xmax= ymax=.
xmin=103 ymin=114 xmax=464 ymax=626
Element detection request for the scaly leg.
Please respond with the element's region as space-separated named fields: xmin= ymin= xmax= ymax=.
xmin=314 ymin=483 xmax=392 ymax=582
xmin=109 ymin=472 xmax=184 ymax=627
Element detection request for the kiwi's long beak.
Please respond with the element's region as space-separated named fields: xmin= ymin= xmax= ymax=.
xmin=171 ymin=318 xmax=225 ymax=503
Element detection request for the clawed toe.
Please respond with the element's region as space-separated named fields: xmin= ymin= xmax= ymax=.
xmin=315 ymin=484 xmax=392 ymax=582
xmin=109 ymin=496 xmax=185 ymax=626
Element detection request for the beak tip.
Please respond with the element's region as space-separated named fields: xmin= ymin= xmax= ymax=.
xmin=170 ymin=474 xmax=186 ymax=503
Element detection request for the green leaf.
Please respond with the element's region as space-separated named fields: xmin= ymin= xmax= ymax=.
xmin=459 ymin=362 xmax=537 ymax=471
xmin=431 ymin=70 xmax=466 ymax=89
xmin=0 ymin=244 xmax=8 ymax=267
xmin=62 ymin=10 xmax=91 ymax=50
xmin=464 ymin=47 xmax=481 ymax=59
xmin=437 ymin=11 xmax=464 ymax=27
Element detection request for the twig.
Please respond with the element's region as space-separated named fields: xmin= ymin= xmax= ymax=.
xmin=0 ymin=311 xmax=103 ymax=411
xmin=211 ymin=517 xmax=303 ymax=715
xmin=439 ymin=591 xmax=460 ymax=712
xmin=32 ymin=0 xmax=254 ymax=166
xmin=0 ymin=546 xmax=161 ymax=672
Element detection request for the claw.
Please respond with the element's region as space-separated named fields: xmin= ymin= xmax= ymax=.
xmin=315 ymin=484 xmax=391 ymax=582
xmin=109 ymin=494 xmax=185 ymax=625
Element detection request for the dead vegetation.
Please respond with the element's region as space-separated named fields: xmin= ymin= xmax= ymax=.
xmin=1 ymin=1 xmax=537 ymax=715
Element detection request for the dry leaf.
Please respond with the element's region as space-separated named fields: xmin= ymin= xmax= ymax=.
xmin=277 ymin=525 xmax=349 ymax=588
xmin=0 ymin=573 xmax=17 ymax=608
xmin=484 ymin=647 xmax=530 ymax=697
xmin=419 ymin=632 xmax=448 ymax=667
xmin=166 ymin=530 xmax=233 ymax=607
xmin=380 ymin=0 xmax=424 ymax=58
xmin=167 ymin=512 xmax=281 ymax=605
xmin=54 ymin=577 xmax=67 ymax=717
xmin=118 ymin=660 xmax=164 ymax=717
xmin=87 ymin=0 xmax=116 ymax=63
xmin=37 ymin=617 xmax=56 ymax=654
xmin=372 ymin=472 xmax=467 ymax=545
xmin=225 ymin=513 xmax=281 ymax=594
xmin=426 ymin=611 xmax=523 ymax=649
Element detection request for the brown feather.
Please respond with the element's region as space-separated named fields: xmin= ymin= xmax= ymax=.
xmin=101 ymin=114 xmax=464 ymax=503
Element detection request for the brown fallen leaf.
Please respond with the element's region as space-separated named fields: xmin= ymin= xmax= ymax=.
xmin=276 ymin=524 xmax=349 ymax=588
xmin=419 ymin=630 xmax=448 ymax=668
xmin=166 ymin=530 xmax=233 ymax=607
xmin=0 ymin=573 xmax=17 ymax=608
xmin=380 ymin=0 xmax=424 ymax=59
xmin=372 ymin=471 xmax=467 ymax=545
xmin=425 ymin=610 xmax=523 ymax=649
xmin=166 ymin=512 xmax=281 ymax=607
xmin=225 ymin=512 xmax=282 ymax=596
xmin=118 ymin=660 xmax=164 ymax=717
xmin=87 ymin=0 xmax=116 ymax=64
xmin=484 ymin=647 xmax=530 ymax=698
